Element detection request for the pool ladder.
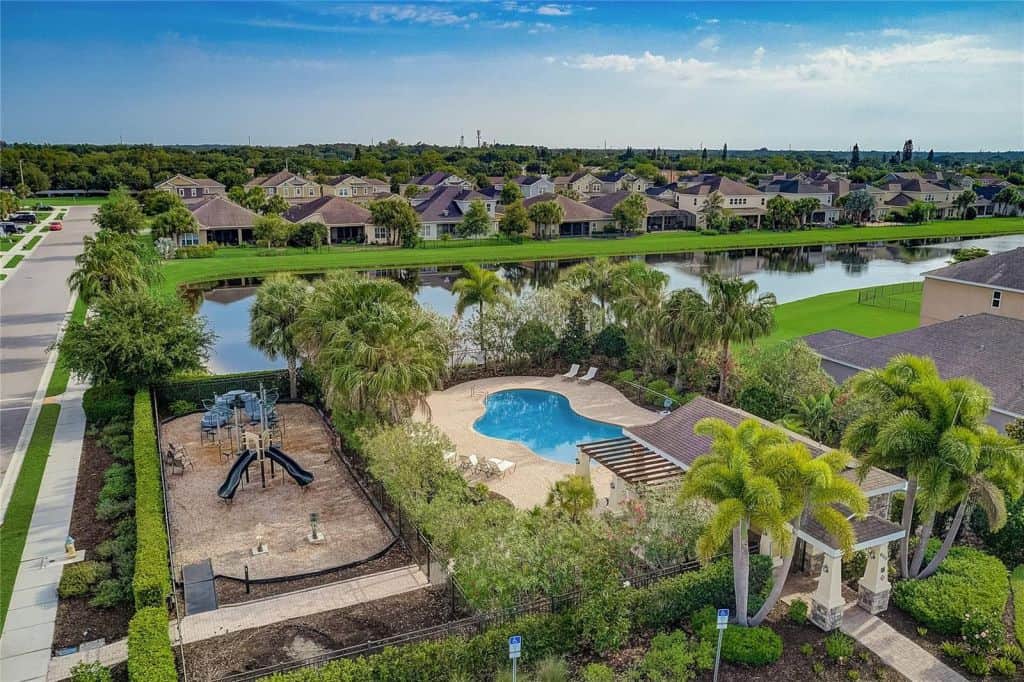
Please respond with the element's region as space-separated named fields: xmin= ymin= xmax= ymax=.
xmin=470 ymin=386 xmax=489 ymax=400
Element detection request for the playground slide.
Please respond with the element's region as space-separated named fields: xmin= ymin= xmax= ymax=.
xmin=267 ymin=446 xmax=315 ymax=487
xmin=217 ymin=450 xmax=257 ymax=500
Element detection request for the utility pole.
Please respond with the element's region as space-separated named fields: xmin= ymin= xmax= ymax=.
xmin=19 ymin=159 xmax=25 ymax=186
xmin=476 ymin=129 xmax=481 ymax=148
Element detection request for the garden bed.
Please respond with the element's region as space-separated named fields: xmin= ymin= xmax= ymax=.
xmin=180 ymin=586 xmax=450 ymax=681
xmin=52 ymin=433 xmax=132 ymax=652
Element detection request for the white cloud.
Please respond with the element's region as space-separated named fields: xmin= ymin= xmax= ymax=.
xmin=880 ymin=28 xmax=912 ymax=39
xmin=543 ymin=55 xmax=556 ymax=64
xmin=697 ymin=36 xmax=720 ymax=52
xmin=536 ymin=5 xmax=572 ymax=16
xmin=364 ymin=5 xmax=477 ymax=26
xmin=752 ymin=46 xmax=765 ymax=66
xmin=238 ymin=18 xmax=370 ymax=33
xmin=705 ymin=18 xmax=719 ymax=24
xmin=487 ymin=20 xmax=524 ymax=30
xmin=529 ymin=22 xmax=555 ymax=34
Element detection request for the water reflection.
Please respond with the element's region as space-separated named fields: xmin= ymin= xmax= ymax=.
xmin=191 ymin=233 xmax=1024 ymax=373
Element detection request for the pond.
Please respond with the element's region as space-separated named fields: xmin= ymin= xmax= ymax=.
xmin=191 ymin=233 xmax=1024 ymax=373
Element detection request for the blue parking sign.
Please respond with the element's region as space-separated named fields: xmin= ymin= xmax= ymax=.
xmin=508 ymin=635 xmax=522 ymax=659
xmin=716 ymin=608 xmax=729 ymax=629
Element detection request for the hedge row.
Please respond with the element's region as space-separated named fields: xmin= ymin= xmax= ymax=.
xmin=131 ymin=391 xmax=170 ymax=609
xmin=127 ymin=607 xmax=176 ymax=682
xmin=266 ymin=557 xmax=771 ymax=682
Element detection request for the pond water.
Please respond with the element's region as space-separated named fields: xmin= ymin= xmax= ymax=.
xmin=191 ymin=233 xmax=1024 ymax=373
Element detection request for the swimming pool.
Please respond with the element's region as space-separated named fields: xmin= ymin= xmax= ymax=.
xmin=473 ymin=389 xmax=622 ymax=464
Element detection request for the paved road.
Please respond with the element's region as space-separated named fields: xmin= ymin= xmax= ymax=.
xmin=0 ymin=206 xmax=96 ymax=488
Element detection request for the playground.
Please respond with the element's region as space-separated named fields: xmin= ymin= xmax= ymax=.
xmin=161 ymin=402 xmax=396 ymax=584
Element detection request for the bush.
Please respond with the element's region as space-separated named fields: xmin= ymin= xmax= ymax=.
xmin=592 ymin=325 xmax=628 ymax=360
xmin=824 ymin=631 xmax=855 ymax=662
xmin=82 ymin=382 xmax=133 ymax=425
xmin=614 ymin=369 xmax=636 ymax=387
xmin=940 ymin=641 xmax=965 ymax=659
xmin=288 ymin=221 xmax=328 ymax=248
xmin=892 ymin=543 xmax=1009 ymax=635
xmin=58 ymin=560 xmax=112 ymax=598
xmin=90 ymin=576 xmax=132 ymax=608
xmin=992 ymin=657 xmax=1017 ymax=676
xmin=100 ymin=463 xmax=134 ymax=502
xmin=579 ymin=663 xmax=615 ymax=682
xmin=1003 ymin=642 xmax=1024 ymax=664
xmin=132 ymin=391 xmax=170 ymax=610
xmin=532 ymin=656 xmax=568 ymax=682
xmin=174 ymin=244 xmax=216 ymax=259
xmin=168 ymin=399 xmax=194 ymax=416
xmin=127 ymin=607 xmax=176 ymax=682
xmin=961 ymin=610 xmax=1005 ymax=656
xmin=788 ymin=598 xmax=808 ymax=625
xmin=574 ymin=585 xmax=631 ymax=654
xmin=963 ymin=654 xmax=991 ymax=676
xmin=71 ymin=662 xmax=112 ymax=682
xmin=698 ymin=229 xmax=719 ymax=236
xmin=96 ymin=496 xmax=134 ymax=521
xmin=512 ymin=320 xmax=558 ymax=366
xmin=975 ymin=496 xmax=1024 ymax=568
xmin=639 ymin=630 xmax=713 ymax=681
xmin=692 ymin=607 xmax=783 ymax=666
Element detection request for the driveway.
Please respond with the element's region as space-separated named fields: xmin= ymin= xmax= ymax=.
xmin=0 ymin=206 xmax=97 ymax=493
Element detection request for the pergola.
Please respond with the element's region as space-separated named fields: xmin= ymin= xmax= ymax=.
xmin=575 ymin=437 xmax=682 ymax=506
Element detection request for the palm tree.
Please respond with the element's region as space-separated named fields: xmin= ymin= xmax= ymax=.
xmin=526 ymin=200 xmax=565 ymax=239
xmin=452 ymin=263 xmax=511 ymax=366
xmin=546 ymin=474 xmax=597 ymax=524
xmin=249 ymin=274 xmax=309 ymax=398
xmin=700 ymin=191 xmax=727 ymax=229
xmin=67 ymin=230 xmax=158 ymax=302
xmin=661 ymin=288 xmax=709 ymax=392
xmin=688 ymin=274 xmax=777 ymax=402
xmin=842 ymin=354 xmax=1023 ymax=579
xmin=779 ymin=388 xmax=842 ymax=446
xmin=610 ymin=262 xmax=670 ymax=374
xmin=562 ymin=258 xmax=617 ymax=327
xmin=954 ymin=189 xmax=977 ymax=218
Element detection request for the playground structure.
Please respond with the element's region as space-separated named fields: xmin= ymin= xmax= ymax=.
xmin=218 ymin=430 xmax=314 ymax=501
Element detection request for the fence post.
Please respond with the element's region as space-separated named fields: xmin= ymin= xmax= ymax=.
xmin=244 ymin=565 xmax=250 ymax=594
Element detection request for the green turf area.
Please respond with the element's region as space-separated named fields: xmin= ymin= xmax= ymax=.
xmin=0 ymin=404 xmax=61 ymax=633
xmin=0 ymin=274 xmax=6 ymax=281
xmin=1012 ymin=565 xmax=1024 ymax=645
xmin=4 ymin=255 xmax=24 ymax=268
xmin=22 ymin=196 xmax=109 ymax=207
xmin=23 ymin=235 xmax=42 ymax=250
xmin=160 ymin=217 xmax=1024 ymax=294
xmin=0 ymin=235 xmax=23 ymax=252
xmin=45 ymin=298 xmax=87 ymax=397
xmin=769 ymin=283 xmax=921 ymax=342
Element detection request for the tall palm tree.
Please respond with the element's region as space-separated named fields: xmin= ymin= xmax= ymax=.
xmin=688 ymin=274 xmax=777 ymax=402
xmin=954 ymin=189 xmax=977 ymax=218
xmin=249 ymin=274 xmax=310 ymax=398
xmin=661 ymin=287 xmax=709 ymax=391
xmin=452 ymin=263 xmax=511 ymax=366
xmin=843 ymin=354 xmax=1023 ymax=579
xmin=562 ymin=258 xmax=617 ymax=327
xmin=700 ymin=190 xmax=727 ymax=228
xmin=610 ymin=262 xmax=670 ymax=374
xmin=67 ymin=230 xmax=159 ymax=302
xmin=526 ymin=200 xmax=565 ymax=239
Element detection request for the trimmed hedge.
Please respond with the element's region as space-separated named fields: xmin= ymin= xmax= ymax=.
xmin=893 ymin=543 xmax=1009 ymax=635
xmin=127 ymin=607 xmax=176 ymax=682
xmin=692 ymin=606 xmax=783 ymax=666
xmin=131 ymin=391 xmax=170 ymax=610
xmin=82 ymin=382 xmax=132 ymax=425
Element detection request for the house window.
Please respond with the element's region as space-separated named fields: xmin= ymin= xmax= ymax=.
xmin=191 ymin=188 xmax=198 ymax=197
xmin=180 ymin=233 xmax=199 ymax=246
xmin=309 ymin=187 xmax=315 ymax=196
xmin=992 ymin=291 xmax=1002 ymax=308
xmin=374 ymin=226 xmax=388 ymax=241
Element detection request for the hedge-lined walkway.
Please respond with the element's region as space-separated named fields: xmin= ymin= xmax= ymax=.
xmin=0 ymin=379 xmax=89 ymax=682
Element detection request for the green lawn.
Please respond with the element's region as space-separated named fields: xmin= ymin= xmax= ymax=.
xmin=159 ymin=217 xmax=1024 ymax=294
xmin=22 ymin=196 xmax=110 ymax=207
xmin=4 ymin=255 xmax=24 ymax=268
xmin=1012 ymin=565 xmax=1024 ymax=646
xmin=45 ymin=297 xmax=87 ymax=397
xmin=0 ymin=404 xmax=61 ymax=633
xmin=769 ymin=284 xmax=921 ymax=342
xmin=23 ymin=235 xmax=42 ymax=250
xmin=0 ymin=235 xmax=23 ymax=252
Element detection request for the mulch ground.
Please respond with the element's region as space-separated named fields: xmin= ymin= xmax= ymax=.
xmin=51 ymin=434 xmax=132 ymax=652
xmin=180 ymin=586 xmax=450 ymax=681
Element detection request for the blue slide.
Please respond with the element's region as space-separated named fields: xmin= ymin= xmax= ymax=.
xmin=267 ymin=446 xmax=314 ymax=487
xmin=217 ymin=450 xmax=257 ymax=500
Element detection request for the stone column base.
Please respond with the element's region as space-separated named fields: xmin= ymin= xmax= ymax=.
xmin=810 ymin=599 xmax=844 ymax=631
xmin=857 ymin=584 xmax=891 ymax=615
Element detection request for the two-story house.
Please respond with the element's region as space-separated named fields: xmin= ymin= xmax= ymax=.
xmin=596 ymin=171 xmax=652 ymax=194
xmin=320 ymin=174 xmax=388 ymax=199
xmin=553 ymin=171 xmax=604 ymax=198
xmin=245 ymin=171 xmax=321 ymax=202
xmin=154 ymin=174 xmax=226 ymax=201
xmin=410 ymin=186 xmax=497 ymax=241
xmin=758 ymin=179 xmax=839 ymax=225
xmin=400 ymin=172 xmax=473 ymax=196
xmin=676 ymin=175 xmax=767 ymax=227
xmin=488 ymin=175 xmax=557 ymax=200
xmin=877 ymin=177 xmax=958 ymax=218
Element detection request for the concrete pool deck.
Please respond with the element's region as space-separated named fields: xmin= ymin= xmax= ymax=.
xmin=422 ymin=376 xmax=659 ymax=509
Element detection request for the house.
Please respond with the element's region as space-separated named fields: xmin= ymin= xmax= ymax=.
xmin=490 ymin=175 xmax=557 ymax=200
xmin=154 ymin=174 xmax=226 ymax=200
xmin=876 ymin=177 xmax=959 ymax=218
xmin=400 ymin=172 xmax=472 ymax=196
xmin=676 ymin=175 xmax=767 ymax=227
xmin=758 ymin=179 xmax=840 ymax=225
xmin=522 ymin=193 xmax=614 ymax=237
xmin=919 ymin=247 xmax=1024 ymax=325
xmin=975 ymin=183 xmax=1019 ymax=216
xmin=804 ymin=314 xmax=1024 ymax=431
xmin=188 ymin=196 xmax=259 ymax=245
xmin=596 ymin=170 xmax=651 ymax=194
xmin=320 ymin=174 xmax=388 ymax=199
xmin=245 ymin=171 xmax=320 ymax=202
xmin=576 ymin=395 xmax=906 ymax=631
xmin=585 ymin=190 xmax=697 ymax=232
xmin=553 ymin=171 xmax=604 ymax=198
xmin=411 ymin=186 xmax=497 ymax=241
xmin=283 ymin=196 xmax=374 ymax=245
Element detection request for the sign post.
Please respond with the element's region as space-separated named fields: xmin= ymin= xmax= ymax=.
xmin=713 ymin=608 xmax=729 ymax=682
xmin=508 ymin=635 xmax=522 ymax=682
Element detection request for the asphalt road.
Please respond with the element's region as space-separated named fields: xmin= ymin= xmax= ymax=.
xmin=0 ymin=206 xmax=96 ymax=484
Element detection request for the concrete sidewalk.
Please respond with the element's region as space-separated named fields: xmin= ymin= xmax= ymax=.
xmin=0 ymin=379 xmax=89 ymax=682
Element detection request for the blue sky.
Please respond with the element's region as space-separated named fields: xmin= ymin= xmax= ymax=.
xmin=2 ymin=1 xmax=1022 ymax=150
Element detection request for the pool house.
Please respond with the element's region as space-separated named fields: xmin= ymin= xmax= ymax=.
xmin=575 ymin=396 xmax=907 ymax=632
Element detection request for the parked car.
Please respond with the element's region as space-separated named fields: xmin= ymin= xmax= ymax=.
xmin=1 ymin=221 xmax=25 ymax=234
xmin=31 ymin=204 xmax=55 ymax=211
xmin=11 ymin=212 xmax=37 ymax=223
xmin=49 ymin=221 xmax=63 ymax=231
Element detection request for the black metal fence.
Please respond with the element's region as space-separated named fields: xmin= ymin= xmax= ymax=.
xmin=856 ymin=281 xmax=923 ymax=313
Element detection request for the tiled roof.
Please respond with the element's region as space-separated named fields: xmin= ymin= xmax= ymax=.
xmin=923 ymin=247 xmax=1024 ymax=291
xmin=678 ymin=175 xmax=764 ymax=196
xmin=190 ymin=196 xmax=260 ymax=229
xmin=761 ymin=179 xmax=832 ymax=195
xmin=884 ymin=193 xmax=915 ymax=207
xmin=803 ymin=508 xmax=904 ymax=551
xmin=522 ymin=193 xmax=612 ymax=222
xmin=804 ymin=314 xmax=1024 ymax=416
xmin=246 ymin=171 xmax=311 ymax=188
xmin=410 ymin=171 xmax=456 ymax=186
xmin=283 ymin=196 xmax=372 ymax=226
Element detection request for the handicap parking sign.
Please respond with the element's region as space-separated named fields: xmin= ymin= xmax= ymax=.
xmin=508 ymin=635 xmax=522 ymax=659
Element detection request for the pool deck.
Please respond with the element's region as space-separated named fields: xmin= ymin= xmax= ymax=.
xmin=422 ymin=376 xmax=660 ymax=509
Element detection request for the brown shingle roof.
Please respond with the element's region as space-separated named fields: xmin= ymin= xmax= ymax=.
xmin=246 ymin=171 xmax=310 ymax=188
xmin=414 ymin=186 xmax=488 ymax=222
xmin=678 ymin=175 xmax=764 ymax=196
xmin=522 ymin=193 xmax=611 ymax=222
xmin=923 ymin=247 xmax=1024 ymax=291
xmin=283 ymin=196 xmax=372 ymax=226
xmin=584 ymin=190 xmax=686 ymax=216
xmin=190 ymin=196 xmax=259 ymax=229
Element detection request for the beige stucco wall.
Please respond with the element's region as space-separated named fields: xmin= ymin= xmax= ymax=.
xmin=920 ymin=277 xmax=1024 ymax=325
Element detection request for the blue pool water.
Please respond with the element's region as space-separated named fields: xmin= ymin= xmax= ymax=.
xmin=473 ymin=389 xmax=622 ymax=464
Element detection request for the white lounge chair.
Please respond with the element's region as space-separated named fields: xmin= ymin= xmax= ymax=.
xmin=560 ymin=364 xmax=580 ymax=380
xmin=488 ymin=458 xmax=516 ymax=477
xmin=464 ymin=453 xmax=481 ymax=473
xmin=579 ymin=366 xmax=598 ymax=384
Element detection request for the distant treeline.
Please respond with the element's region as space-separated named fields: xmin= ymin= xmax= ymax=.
xmin=1 ymin=141 xmax=1022 ymax=194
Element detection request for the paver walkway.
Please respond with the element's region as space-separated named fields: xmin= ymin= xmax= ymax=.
xmin=841 ymin=606 xmax=966 ymax=682
xmin=0 ymin=378 xmax=89 ymax=682
xmin=45 ymin=565 xmax=429 ymax=680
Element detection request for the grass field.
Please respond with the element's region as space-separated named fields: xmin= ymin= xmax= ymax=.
xmin=45 ymin=298 xmax=87 ymax=397
xmin=22 ymin=196 xmax=110 ymax=207
xmin=23 ymin=235 xmax=42 ymax=250
xmin=1012 ymin=565 xmax=1024 ymax=646
xmin=4 ymin=255 xmax=24 ymax=268
xmin=770 ymin=283 xmax=922 ymax=342
xmin=0 ymin=404 xmax=61 ymax=633
xmin=159 ymin=217 xmax=1024 ymax=294
xmin=0 ymin=235 xmax=23 ymax=252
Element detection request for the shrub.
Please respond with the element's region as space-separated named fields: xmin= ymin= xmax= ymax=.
xmin=846 ymin=671 xmax=860 ymax=681
xmin=975 ymin=496 xmax=1024 ymax=568
xmin=132 ymin=391 xmax=170 ymax=610
xmin=169 ymin=399 xmax=194 ymax=416
xmin=961 ymin=610 xmax=1005 ymax=656
xmin=939 ymin=641 xmax=965 ymax=659
xmin=100 ymin=463 xmax=134 ymax=502
xmin=639 ymin=630 xmax=713 ymax=681
xmin=127 ymin=607 xmax=176 ymax=682
xmin=532 ymin=656 xmax=568 ymax=682
xmin=174 ymin=244 xmax=216 ymax=258
xmin=698 ymin=229 xmax=719 ymax=236
xmin=90 ymin=576 xmax=132 ymax=608
xmin=800 ymin=642 xmax=813 ymax=656
xmin=96 ymin=496 xmax=134 ymax=521
xmin=592 ymin=325 xmax=628 ymax=360
xmin=574 ymin=584 xmax=631 ymax=654
xmin=614 ymin=369 xmax=636 ymax=387
xmin=692 ymin=606 xmax=783 ymax=666
xmin=82 ymin=382 xmax=132 ymax=425
xmin=288 ymin=221 xmax=328 ymax=248
xmin=58 ymin=561 xmax=112 ymax=598
xmin=788 ymin=598 xmax=808 ymax=625
xmin=992 ymin=657 xmax=1017 ymax=676
xmin=644 ymin=380 xmax=685 ymax=408
xmin=579 ymin=663 xmax=615 ymax=682
xmin=512 ymin=320 xmax=558 ymax=366
xmin=892 ymin=544 xmax=1009 ymax=635
xmin=71 ymin=662 xmax=112 ymax=682
xmin=1003 ymin=643 xmax=1024 ymax=664
xmin=824 ymin=631 xmax=855 ymax=662
xmin=962 ymin=653 xmax=991 ymax=676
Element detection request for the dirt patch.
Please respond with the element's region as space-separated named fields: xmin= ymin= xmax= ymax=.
xmin=181 ymin=586 xmax=450 ymax=681
xmin=52 ymin=434 xmax=132 ymax=652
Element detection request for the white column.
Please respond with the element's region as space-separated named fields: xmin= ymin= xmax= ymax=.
xmin=608 ymin=475 xmax=626 ymax=508
xmin=575 ymin=449 xmax=591 ymax=482
xmin=857 ymin=544 xmax=892 ymax=614
xmin=810 ymin=553 xmax=845 ymax=631
xmin=759 ymin=533 xmax=783 ymax=568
